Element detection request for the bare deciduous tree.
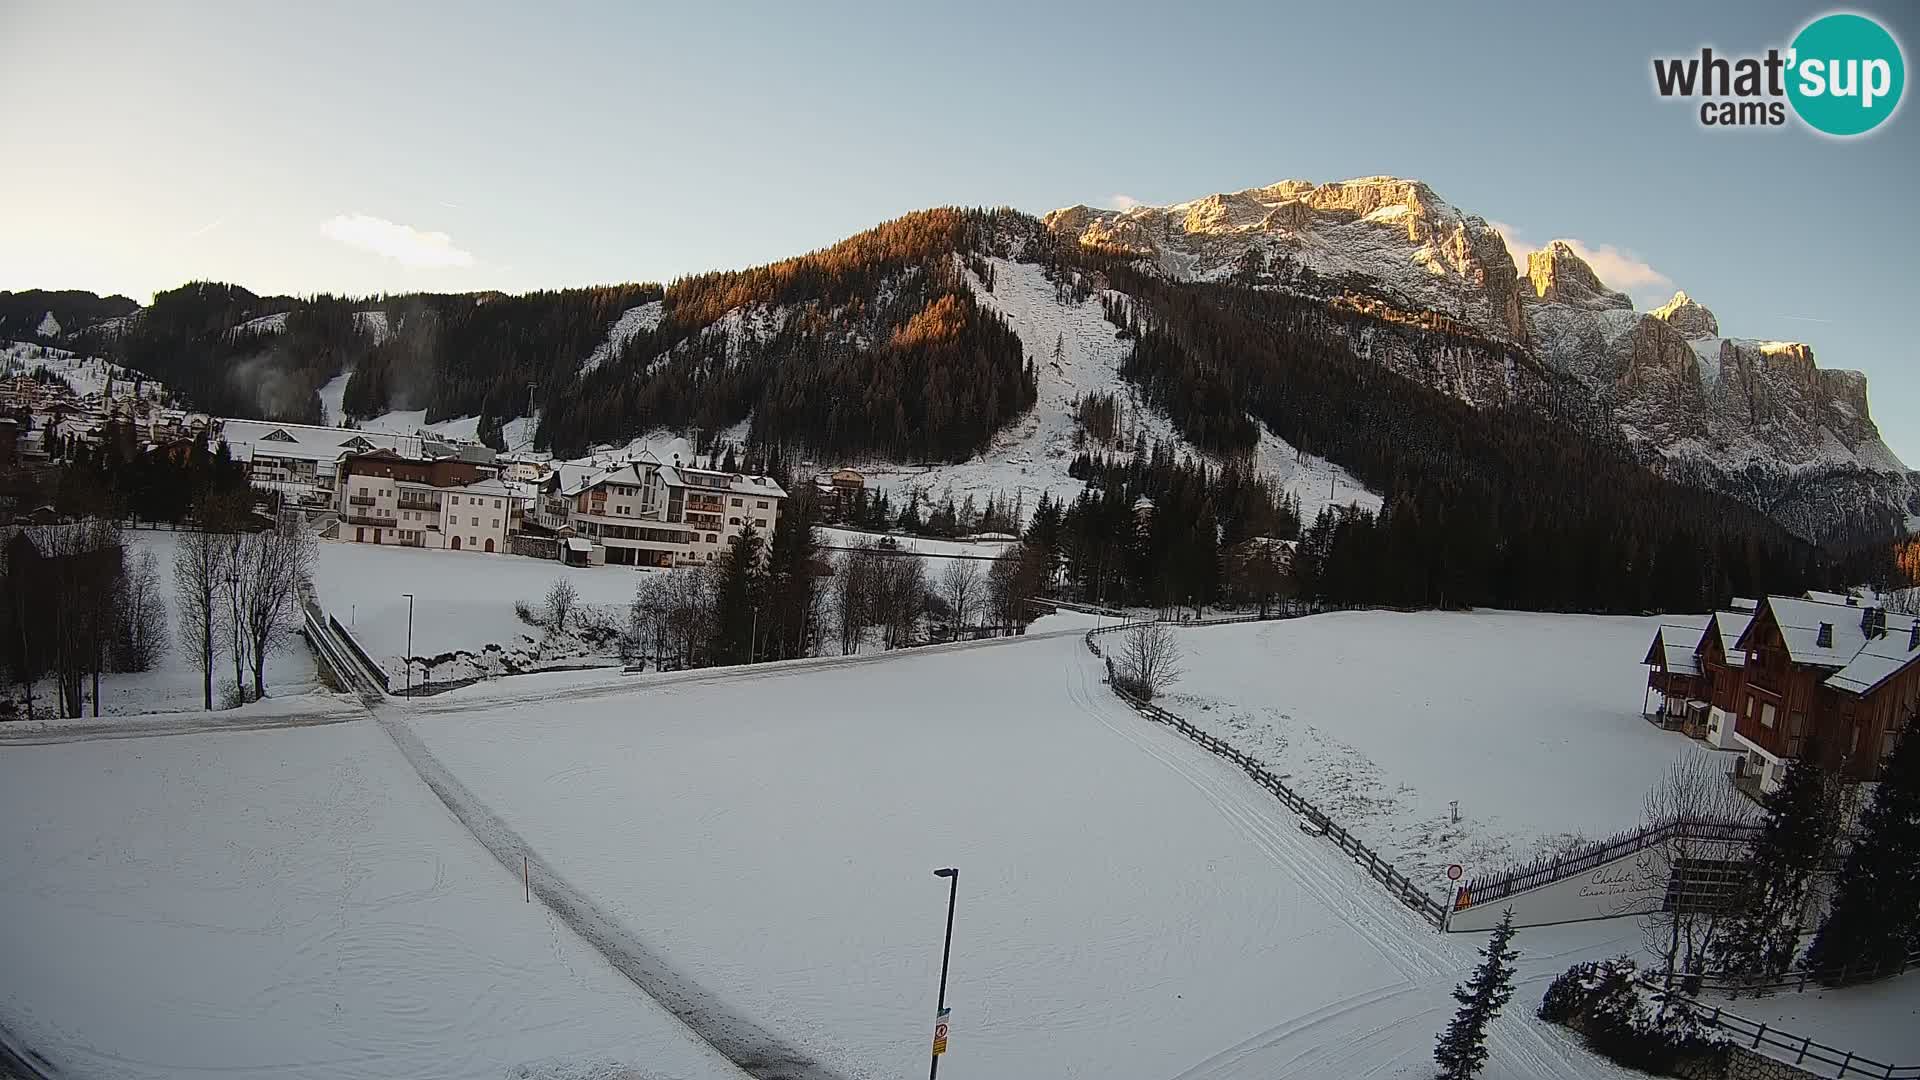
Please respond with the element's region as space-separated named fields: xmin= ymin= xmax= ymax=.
xmin=235 ymin=524 xmax=315 ymax=700
xmin=1641 ymin=753 xmax=1753 ymax=999
xmin=1116 ymin=621 xmax=1183 ymax=700
xmin=941 ymin=559 xmax=982 ymax=633
xmin=174 ymin=528 xmax=229 ymax=711
xmin=113 ymin=549 xmax=169 ymax=673
xmin=545 ymin=576 xmax=580 ymax=633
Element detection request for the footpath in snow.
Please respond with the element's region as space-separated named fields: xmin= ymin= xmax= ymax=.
xmin=0 ymin=719 xmax=745 ymax=1080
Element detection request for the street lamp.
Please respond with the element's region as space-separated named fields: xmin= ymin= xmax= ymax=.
xmin=929 ymin=867 xmax=958 ymax=1080
xmin=400 ymin=592 xmax=414 ymax=698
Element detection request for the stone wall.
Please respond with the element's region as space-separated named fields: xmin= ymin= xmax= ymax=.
xmin=1724 ymin=1045 xmax=1820 ymax=1080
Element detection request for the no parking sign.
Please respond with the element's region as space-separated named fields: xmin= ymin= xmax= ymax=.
xmin=931 ymin=1007 xmax=951 ymax=1056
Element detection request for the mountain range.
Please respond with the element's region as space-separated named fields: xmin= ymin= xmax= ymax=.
xmin=3 ymin=176 xmax=1911 ymax=548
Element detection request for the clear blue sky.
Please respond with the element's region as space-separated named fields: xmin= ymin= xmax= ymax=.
xmin=2 ymin=0 xmax=1914 ymax=463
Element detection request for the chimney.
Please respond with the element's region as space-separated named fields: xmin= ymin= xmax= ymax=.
xmin=1815 ymin=622 xmax=1833 ymax=648
xmin=1861 ymin=606 xmax=1886 ymax=639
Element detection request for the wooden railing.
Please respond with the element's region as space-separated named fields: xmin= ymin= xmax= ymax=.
xmin=1085 ymin=615 xmax=1448 ymax=928
xmin=1646 ymin=945 xmax=1920 ymax=998
xmin=1453 ymin=818 xmax=1761 ymax=914
xmin=1641 ymin=981 xmax=1918 ymax=1079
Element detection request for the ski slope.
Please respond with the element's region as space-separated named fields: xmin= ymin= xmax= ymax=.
xmin=1160 ymin=611 xmax=1715 ymax=888
xmin=0 ymin=719 xmax=744 ymax=1080
xmin=399 ymin=631 xmax=1627 ymax=1080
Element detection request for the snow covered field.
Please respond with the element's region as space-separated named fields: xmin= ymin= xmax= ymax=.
xmin=399 ymin=632 xmax=1620 ymax=1080
xmin=309 ymin=540 xmax=640 ymax=679
xmin=1158 ymin=611 xmax=1717 ymax=889
xmin=0 ymin=719 xmax=743 ymax=1080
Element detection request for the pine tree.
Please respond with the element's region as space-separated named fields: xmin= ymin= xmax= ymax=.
xmin=1804 ymin=711 xmax=1920 ymax=985
xmin=1711 ymin=738 xmax=1842 ymax=988
xmin=1435 ymin=908 xmax=1519 ymax=1080
xmin=708 ymin=523 xmax=764 ymax=666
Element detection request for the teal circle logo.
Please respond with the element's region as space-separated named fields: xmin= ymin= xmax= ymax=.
xmin=1788 ymin=13 xmax=1905 ymax=136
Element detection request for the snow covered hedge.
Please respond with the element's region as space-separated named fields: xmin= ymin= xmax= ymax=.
xmin=1538 ymin=957 xmax=1729 ymax=1078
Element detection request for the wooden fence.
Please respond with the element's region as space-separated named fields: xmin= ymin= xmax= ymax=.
xmin=1085 ymin=618 xmax=1449 ymax=928
xmin=1453 ymin=817 xmax=1761 ymax=914
xmin=1645 ymin=946 xmax=1920 ymax=998
xmin=1642 ymin=981 xmax=1918 ymax=1079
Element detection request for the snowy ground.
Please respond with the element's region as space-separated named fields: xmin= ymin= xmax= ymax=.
xmin=816 ymin=526 xmax=1013 ymax=585
xmin=309 ymin=540 xmax=641 ymax=682
xmin=398 ymin=631 xmax=1631 ymax=1080
xmin=1156 ymin=611 xmax=1720 ymax=890
xmin=8 ymin=529 xmax=319 ymax=718
xmin=0 ymin=720 xmax=744 ymax=1080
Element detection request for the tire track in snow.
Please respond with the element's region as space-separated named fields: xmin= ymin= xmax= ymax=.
xmin=375 ymin=711 xmax=835 ymax=1080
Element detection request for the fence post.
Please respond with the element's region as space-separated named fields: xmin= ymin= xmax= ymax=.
xmin=1796 ymin=1036 xmax=1809 ymax=1064
xmin=1832 ymin=1052 xmax=1850 ymax=1078
xmin=1753 ymin=1022 xmax=1765 ymax=1049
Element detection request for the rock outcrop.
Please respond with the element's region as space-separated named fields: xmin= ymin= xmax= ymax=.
xmin=1047 ymin=177 xmax=1914 ymax=541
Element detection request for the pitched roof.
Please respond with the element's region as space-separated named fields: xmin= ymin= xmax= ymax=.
xmin=1704 ymin=610 xmax=1754 ymax=668
xmin=1824 ymin=610 xmax=1920 ymax=696
xmin=1756 ymin=595 xmax=1889 ymax=668
xmin=1645 ymin=619 xmax=1708 ymax=676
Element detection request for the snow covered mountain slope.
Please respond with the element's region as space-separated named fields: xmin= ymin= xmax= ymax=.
xmin=853 ymin=254 xmax=1380 ymax=519
xmin=1048 ymin=177 xmax=1912 ymax=541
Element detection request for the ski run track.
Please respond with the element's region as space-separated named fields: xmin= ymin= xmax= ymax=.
xmin=0 ymin=623 xmax=1661 ymax=1080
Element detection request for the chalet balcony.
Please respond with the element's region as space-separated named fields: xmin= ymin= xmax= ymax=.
xmin=349 ymin=494 xmax=377 ymax=507
xmin=345 ymin=513 xmax=387 ymax=526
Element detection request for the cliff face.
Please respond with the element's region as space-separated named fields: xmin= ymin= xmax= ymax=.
xmin=1045 ymin=177 xmax=1914 ymax=541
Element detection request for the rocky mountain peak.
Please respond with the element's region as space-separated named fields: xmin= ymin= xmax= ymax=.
xmin=1650 ymin=291 xmax=1719 ymax=339
xmin=1524 ymin=241 xmax=1632 ymax=311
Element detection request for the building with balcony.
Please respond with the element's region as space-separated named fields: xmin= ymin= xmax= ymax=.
xmin=336 ymin=449 xmax=523 ymax=552
xmin=538 ymin=451 xmax=786 ymax=568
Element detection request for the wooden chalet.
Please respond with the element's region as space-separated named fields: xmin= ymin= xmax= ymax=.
xmin=1642 ymin=620 xmax=1709 ymax=734
xmin=1727 ymin=594 xmax=1920 ymax=795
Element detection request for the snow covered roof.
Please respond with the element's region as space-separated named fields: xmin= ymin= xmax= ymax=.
xmin=1644 ymin=621 xmax=1707 ymax=676
xmin=1754 ymin=596 xmax=1888 ymax=669
xmin=1705 ymin=610 xmax=1754 ymax=668
xmin=1729 ymin=597 xmax=1758 ymax=611
xmin=1824 ymin=612 xmax=1920 ymax=696
xmin=219 ymin=418 xmax=420 ymax=463
xmin=664 ymin=464 xmax=788 ymax=500
xmin=566 ymin=537 xmax=593 ymax=553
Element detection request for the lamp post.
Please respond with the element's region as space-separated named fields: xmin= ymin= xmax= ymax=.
xmin=401 ymin=592 xmax=415 ymax=698
xmin=929 ymin=867 xmax=958 ymax=1080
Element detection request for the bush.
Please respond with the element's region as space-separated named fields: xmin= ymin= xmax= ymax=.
xmin=513 ymin=600 xmax=538 ymax=627
xmin=1537 ymin=958 xmax=1728 ymax=1077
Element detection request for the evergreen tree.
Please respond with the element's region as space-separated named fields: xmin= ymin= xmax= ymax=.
xmin=708 ymin=523 xmax=765 ymax=665
xmin=762 ymin=489 xmax=821 ymax=661
xmin=1804 ymin=711 xmax=1920 ymax=985
xmin=1711 ymin=738 xmax=1842 ymax=987
xmin=1435 ymin=908 xmax=1519 ymax=1080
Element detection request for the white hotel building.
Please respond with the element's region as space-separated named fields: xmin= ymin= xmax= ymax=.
xmin=535 ymin=452 xmax=786 ymax=567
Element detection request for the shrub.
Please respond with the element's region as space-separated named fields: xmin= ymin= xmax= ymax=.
xmin=1538 ymin=957 xmax=1728 ymax=1077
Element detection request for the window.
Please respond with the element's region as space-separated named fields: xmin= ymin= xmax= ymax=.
xmin=1760 ymin=703 xmax=1776 ymax=729
xmin=491 ymin=519 xmax=499 ymax=528
xmin=756 ymin=500 xmax=768 ymax=509
xmin=729 ymin=517 xmax=741 ymax=526
xmin=471 ymin=516 xmax=480 ymax=527
xmin=754 ymin=518 xmax=767 ymax=529
xmin=469 ymin=536 xmax=478 ymax=547
xmin=493 ymin=499 xmax=501 ymax=509
xmin=451 ymin=496 xmax=460 ymax=505
xmin=706 ymin=533 xmax=717 ymax=543
xmin=731 ymin=497 xmax=742 ymax=507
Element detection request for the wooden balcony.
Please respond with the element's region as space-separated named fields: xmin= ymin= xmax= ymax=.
xmin=349 ymin=494 xmax=377 ymax=507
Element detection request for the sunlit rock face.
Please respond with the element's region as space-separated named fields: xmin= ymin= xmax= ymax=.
xmin=1047 ymin=177 xmax=1914 ymax=541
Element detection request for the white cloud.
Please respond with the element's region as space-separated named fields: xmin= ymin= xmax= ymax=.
xmin=1490 ymin=220 xmax=1672 ymax=297
xmin=320 ymin=213 xmax=475 ymax=269
xmin=1107 ymin=193 xmax=1144 ymax=211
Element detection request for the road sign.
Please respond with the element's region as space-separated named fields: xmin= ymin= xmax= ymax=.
xmin=931 ymin=1007 xmax=950 ymax=1056
xmin=1447 ymin=864 xmax=1464 ymax=882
